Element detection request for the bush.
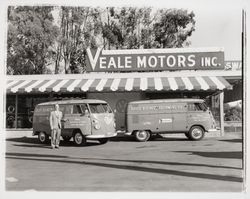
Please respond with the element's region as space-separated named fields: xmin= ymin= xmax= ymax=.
xmin=224 ymin=105 xmax=242 ymax=121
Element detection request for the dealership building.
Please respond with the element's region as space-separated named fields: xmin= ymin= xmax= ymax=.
xmin=5 ymin=47 xmax=242 ymax=134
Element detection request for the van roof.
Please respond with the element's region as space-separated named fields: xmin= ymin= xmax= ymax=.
xmin=37 ymin=99 xmax=107 ymax=106
xmin=128 ymin=98 xmax=204 ymax=104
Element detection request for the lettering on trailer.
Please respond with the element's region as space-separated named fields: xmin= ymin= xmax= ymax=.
xmin=160 ymin=118 xmax=173 ymax=123
xmin=36 ymin=106 xmax=64 ymax=113
xmin=86 ymin=48 xmax=224 ymax=72
xmin=130 ymin=104 xmax=184 ymax=111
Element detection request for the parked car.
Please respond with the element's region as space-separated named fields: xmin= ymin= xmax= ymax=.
xmin=126 ymin=98 xmax=217 ymax=142
xmin=33 ymin=99 xmax=116 ymax=146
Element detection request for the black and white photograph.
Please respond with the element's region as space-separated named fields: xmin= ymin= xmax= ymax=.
xmin=0 ymin=0 xmax=248 ymax=198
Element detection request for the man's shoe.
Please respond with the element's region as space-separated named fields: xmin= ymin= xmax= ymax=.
xmin=51 ymin=146 xmax=55 ymax=149
xmin=55 ymin=146 xmax=59 ymax=149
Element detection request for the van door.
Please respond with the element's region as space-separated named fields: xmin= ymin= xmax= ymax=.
xmin=187 ymin=102 xmax=211 ymax=130
xmin=171 ymin=103 xmax=187 ymax=132
xmin=63 ymin=104 xmax=91 ymax=135
xmin=157 ymin=103 xmax=173 ymax=132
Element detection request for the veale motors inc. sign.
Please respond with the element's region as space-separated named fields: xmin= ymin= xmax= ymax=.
xmin=86 ymin=47 xmax=224 ymax=72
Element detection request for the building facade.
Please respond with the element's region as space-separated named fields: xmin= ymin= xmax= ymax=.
xmin=5 ymin=48 xmax=242 ymax=134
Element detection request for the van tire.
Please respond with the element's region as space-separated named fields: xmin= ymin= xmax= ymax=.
xmin=188 ymin=126 xmax=205 ymax=141
xmin=98 ymin=138 xmax=109 ymax=144
xmin=134 ymin=130 xmax=150 ymax=142
xmin=38 ymin=132 xmax=49 ymax=144
xmin=73 ymin=131 xmax=86 ymax=146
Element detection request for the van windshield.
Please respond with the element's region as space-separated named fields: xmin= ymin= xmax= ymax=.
xmin=195 ymin=103 xmax=208 ymax=111
xmin=89 ymin=104 xmax=112 ymax=113
xmin=188 ymin=102 xmax=208 ymax=111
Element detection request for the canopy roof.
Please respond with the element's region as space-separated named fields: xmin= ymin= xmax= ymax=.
xmin=6 ymin=71 xmax=234 ymax=94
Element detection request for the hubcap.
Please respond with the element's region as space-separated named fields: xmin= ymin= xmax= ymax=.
xmin=192 ymin=128 xmax=202 ymax=138
xmin=39 ymin=133 xmax=45 ymax=142
xmin=75 ymin=133 xmax=82 ymax=144
xmin=137 ymin=131 xmax=148 ymax=139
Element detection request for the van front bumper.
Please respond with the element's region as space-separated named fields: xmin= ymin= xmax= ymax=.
xmin=85 ymin=132 xmax=117 ymax=139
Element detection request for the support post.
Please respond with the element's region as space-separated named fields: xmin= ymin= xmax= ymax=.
xmin=219 ymin=91 xmax=224 ymax=136
xmin=15 ymin=94 xmax=18 ymax=129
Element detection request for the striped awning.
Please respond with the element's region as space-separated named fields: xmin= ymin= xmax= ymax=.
xmin=6 ymin=72 xmax=232 ymax=93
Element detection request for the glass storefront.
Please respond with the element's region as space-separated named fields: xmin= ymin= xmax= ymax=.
xmin=6 ymin=93 xmax=86 ymax=128
xmin=6 ymin=95 xmax=16 ymax=128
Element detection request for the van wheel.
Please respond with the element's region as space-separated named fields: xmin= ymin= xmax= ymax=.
xmin=188 ymin=126 xmax=205 ymax=141
xmin=38 ymin=132 xmax=49 ymax=144
xmin=134 ymin=130 xmax=150 ymax=142
xmin=98 ymin=138 xmax=109 ymax=144
xmin=73 ymin=131 xmax=86 ymax=146
xmin=62 ymin=136 xmax=71 ymax=142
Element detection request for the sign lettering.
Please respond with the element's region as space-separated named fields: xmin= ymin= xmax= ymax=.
xmin=86 ymin=48 xmax=224 ymax=72
xmin=224 ymin=61 xmax=242 ymax=71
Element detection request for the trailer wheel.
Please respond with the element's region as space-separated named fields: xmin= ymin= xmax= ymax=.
xmin=134 ymin=130 xmax=150 ymax=142
xmin=188 ymin=126 xmax=205 ymax=141
xmin=73 ymin=131 xmax=86 ymax=146
xmin=38 ymin=132 xmax=49 ymax=144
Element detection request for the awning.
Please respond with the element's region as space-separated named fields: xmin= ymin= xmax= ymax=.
xmin=6 ymin=72 xmax=232 ymax=93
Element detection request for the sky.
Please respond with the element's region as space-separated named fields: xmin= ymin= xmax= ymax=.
xmin=188 ymin=2 xmax=243 ymax=60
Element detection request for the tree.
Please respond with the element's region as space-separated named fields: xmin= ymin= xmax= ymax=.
xmin=7 ymin=6 xmax=59 ymax=74
xmin=101 ymin=7 xmax=195 ymax=50
xmin=153 ymin=9 xmax=195 ymax=48
xmin=7 ymin=6 xmax=196 ymax=74
xmin=55 ymin=7 xmax=102 ymax=73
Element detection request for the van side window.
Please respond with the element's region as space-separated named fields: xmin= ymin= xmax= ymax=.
xmin=73 ymin=105 xmax=82 ymax=114
xmin=64 ymin=105 xmax=73 ymax=114
xmin=59 ymin=105 xmax=65 ymax=113
xmin=80 ymin=104 xmax=89 ymax=114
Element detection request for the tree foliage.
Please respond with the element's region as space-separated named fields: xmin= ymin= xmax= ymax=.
xmin=7 ymin=6 xmax=196 ymax=74
xmin=7 ymin=6 xmax=59 ymax=74
xmin=224 ymin=104 xmax=242 ymax=121
xmin=154 ymin=9 xmax=195 ymax=48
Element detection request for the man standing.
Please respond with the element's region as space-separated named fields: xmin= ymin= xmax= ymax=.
xmin=50 ymin=103 xmax=63 ymax=149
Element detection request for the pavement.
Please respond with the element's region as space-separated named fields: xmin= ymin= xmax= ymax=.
xmin=4 ymin=129 xmax=244 ymax=192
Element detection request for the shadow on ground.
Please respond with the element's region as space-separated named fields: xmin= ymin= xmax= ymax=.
xmin=6 ymin=137 xmax=99 ymax=148
xmin=176 ymin=151 xmax=243 ymax=159
xmin=6 ymin=135 xmax=190 ymax=147
xmin=110 ymin=135 xmax=188 ymax=142
xmin=219 ymin=139 xmax=242 ymax=143
xmin=6 ymin=152 xmax=243 ymax=183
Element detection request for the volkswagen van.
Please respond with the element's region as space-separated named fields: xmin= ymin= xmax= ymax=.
xmin=126 ymin=99 xmax=217 ymax=142
xmin=33 ymin=99 xmax=116 ymax=146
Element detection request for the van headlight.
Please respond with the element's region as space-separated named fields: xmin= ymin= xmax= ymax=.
xmin=94 ymin=124 xmax=101 ymax=130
